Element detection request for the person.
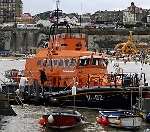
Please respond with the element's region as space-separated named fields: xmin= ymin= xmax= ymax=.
xmin=40 ymin=69 xmax=47 ymax=85
xmin=39 ymin=69 xmax=47 ymax=95
xmin=19 ymin=76 xmax=28 ymax=98
xmin=139 ymin=77 xmax=145 ymax=87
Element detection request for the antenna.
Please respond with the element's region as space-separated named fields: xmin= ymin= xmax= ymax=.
xmin=56 ymin=0 xmax=60 ymax=10
xmin=55 ymin=0 xmax=61 ymax=25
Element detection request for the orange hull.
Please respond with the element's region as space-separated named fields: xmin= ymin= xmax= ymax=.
xmin=25 ymin=33 xmax=109 ymax=89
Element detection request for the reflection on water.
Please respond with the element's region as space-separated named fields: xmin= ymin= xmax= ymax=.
xmin=0 ymin=60 xmax=150 ymax=132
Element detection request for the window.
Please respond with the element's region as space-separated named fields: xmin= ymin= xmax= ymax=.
xmin=79 ymin=59 xmax=85 ymax=66
xmin=76 ymin=43 xmax=82 ymax=47
xmin=61 ymin=44 xmax=68 ymax=46
xmin=92 ymin=58 xmax=97 ymax=65
xmin=99 ymin=59 xmax=106 ymax=67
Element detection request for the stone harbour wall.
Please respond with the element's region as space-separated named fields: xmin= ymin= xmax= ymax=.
xmin=1 ymin=29 xmax=150 ymax=52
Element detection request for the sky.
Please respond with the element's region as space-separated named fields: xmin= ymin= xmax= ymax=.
xmin=23 ymin=0 xmax=150 ymax=15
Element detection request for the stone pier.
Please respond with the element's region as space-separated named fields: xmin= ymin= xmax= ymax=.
xmin=0 ymin=93 xmax=16 ymax=116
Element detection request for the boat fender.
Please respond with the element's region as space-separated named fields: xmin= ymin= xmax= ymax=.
xmin=96 ymin=116 xmax=109 ymax=126
xmin=48 ymin=115 xmax=54 ymax=123
xmin=39 ymin=117 xmax=48 ymax=126
xmin=15 ymin=89 xmax=20 ymax=95
xmin=114 ymin=119 xmax=121 ymax=125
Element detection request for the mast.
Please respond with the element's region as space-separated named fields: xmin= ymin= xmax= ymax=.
xmin=56 ymin=0 xmax=60 ymax=25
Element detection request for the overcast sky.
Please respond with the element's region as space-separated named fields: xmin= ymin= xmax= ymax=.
xmin=23 ymin=0 xmax=150 ymax=15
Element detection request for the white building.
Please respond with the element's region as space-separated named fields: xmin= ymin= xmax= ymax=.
xmin=36 ymin=20 xmax=52 ymax=27
xmin=123 ymin=2 xmax=144 ymax=24
xmin=70 ymin=16 xmax=79 ymax=26
xmin=123 ymin=10 xmax=136 ymax=24
xmin=147 ymin=15 xmax=150 ymax=23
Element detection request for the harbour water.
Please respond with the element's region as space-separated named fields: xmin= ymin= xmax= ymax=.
xmin=0 ymin=59 xmax=150 ymax=132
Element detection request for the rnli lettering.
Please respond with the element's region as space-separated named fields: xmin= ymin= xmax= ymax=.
xmin=86 ymin=95 xmax=103 ymax=101
xmin=37 ymin=58 xmax=77 ymax=67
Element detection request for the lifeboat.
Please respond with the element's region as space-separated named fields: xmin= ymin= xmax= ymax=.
xmin=24 ymin=32 xmax=109 ymax=90
xmin=24 ymin=6 xmax=109 ymax=91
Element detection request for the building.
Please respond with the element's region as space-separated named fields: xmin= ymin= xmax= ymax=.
xmin=123 ymin=2 xmax=147 ymax=24
xmin=16 ymin=13 xmax=34 ymax=24
xmin=62 ymin=15 xmax=79 ymax=26
xmin=35 ymin=11 xmax=52 ymax=20
xmin=147 ymin=15 xmax=150 ymax=23
xmin=36 ymin=20 xmax=52 ymax=27
xmin=0 ymin=0 xmax=23 ymax=23
xmin=80 ymin=13 xmax=91 ymax=27
xmin=92 ymin=10 xmax=123 ymax=24
xmin=147 ymin=10 xmax=150 ymax=23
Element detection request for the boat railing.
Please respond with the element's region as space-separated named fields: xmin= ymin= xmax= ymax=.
xmin=40 ymin=72 xmax=142 ymax=89
xmin=71 ymin=73 xmax=122 ymax=88
xmin=54 ymin=33 xmax=86 ymax=39
xmin=76 ymin=72 xmax=146 ymax=89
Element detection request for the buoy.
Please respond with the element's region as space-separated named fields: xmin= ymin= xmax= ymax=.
xmin=96 ymin=116 xmax=109 ymax=126
xmin=39 ymin=117 xmax=48 ymax=126
xmin=48 ymin=115 xmax=54 ymax=123
xmin=39 ymin=118 xmax=45 ymax=126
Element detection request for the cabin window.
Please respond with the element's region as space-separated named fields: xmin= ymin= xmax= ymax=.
xmin=79 ymin=59 xmax=85 ymax=66
xmin=79 ymin=59 xmax=89 ymax=66
xmin=76 ymin=43 xmax=82 ymax=50
xmin=85 ymin=59 xmax=90 ymax=65
xmin=76 ymin=48 xmax=81 ymax=50
xmin=92 ymin=58 xmax=99 ymax=66
xmin=76 ymin=43 xmax=82 ymax=47
xmin=99 ymin=59 xmax=105 ymax=67
xmin=61 ymin=44 xmax=68 ymax=47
